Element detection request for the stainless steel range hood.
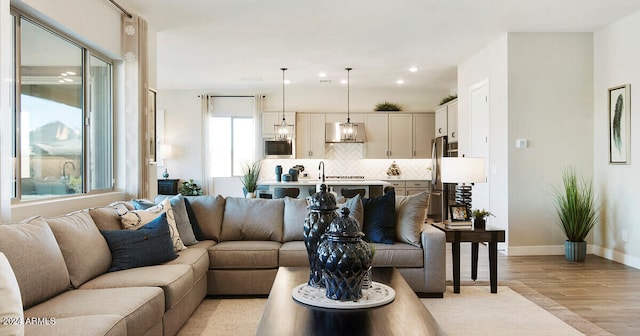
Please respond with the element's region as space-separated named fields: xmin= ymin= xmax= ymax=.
xmin=325 ymin=122 xmax=366 ymax=143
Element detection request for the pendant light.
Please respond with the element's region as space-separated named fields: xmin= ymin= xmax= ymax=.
xmin=340 ymin=67 xmax=357 ymax=141
xmin=275 ymin=67 xmax=289 ymax=141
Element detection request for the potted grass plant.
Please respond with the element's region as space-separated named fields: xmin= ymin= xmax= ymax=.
xmin=553 ymin=167 xmax=599 ymax=262
xmin=241 ymin=161 xmax=262 ymax=198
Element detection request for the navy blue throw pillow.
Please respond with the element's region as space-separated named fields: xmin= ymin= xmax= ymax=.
xmin=101 ymin=213 xmax=178 ymax=272
xmin=183 ymin=198 xmax=205 ymax=241
xmin=362 ymin=189 xmax=396 ymax=244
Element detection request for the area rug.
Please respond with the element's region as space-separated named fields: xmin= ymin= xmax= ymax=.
xmin=177 ymin=282 xmax=611 ymax=336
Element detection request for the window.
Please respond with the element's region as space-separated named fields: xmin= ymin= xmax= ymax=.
xmin=12 ymin=14 xmax=113 ymax=200
xmin=208 ymin=117 xmax=255 ymax=177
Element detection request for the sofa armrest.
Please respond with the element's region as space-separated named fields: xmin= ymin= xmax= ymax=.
xmin=420 ymin=224 xmax=446 ymax=294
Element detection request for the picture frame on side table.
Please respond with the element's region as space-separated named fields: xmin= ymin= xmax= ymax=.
xmin=609 ymin=84 xmax=631 ymax=164
xmin=449 ymin=205 xmax=468 ymax=221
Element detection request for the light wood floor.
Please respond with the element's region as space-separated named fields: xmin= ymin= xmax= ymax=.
xmin=450 ymin=244 xmax=640 ymax=335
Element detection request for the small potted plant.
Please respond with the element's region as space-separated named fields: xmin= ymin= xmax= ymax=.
xmin=179 ymin=179 xmax=203 ymax=196
xmin=240 ymin=161 xmax=262 ymax=198
xmin=553 ymin=167 xmax=599 ymax=262
xmin=471 ymin=208 xmax=494 ymax=229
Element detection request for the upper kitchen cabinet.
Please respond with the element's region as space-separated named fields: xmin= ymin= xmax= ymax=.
xmin=434 ymin=99 xmax=458 ymax=143
xmin=413 ymin=114 xmax=435 ymax=158
xmin=296 ymin=113 xmax=325 ymax=158
xmin=262 ymin=111 xmax=295 ymax=137
xmin=364 ymin=113 xmax=413 ymax=158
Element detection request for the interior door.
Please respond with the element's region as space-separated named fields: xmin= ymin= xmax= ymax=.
xmin=470 ymin=81 xmax=490 ymax=217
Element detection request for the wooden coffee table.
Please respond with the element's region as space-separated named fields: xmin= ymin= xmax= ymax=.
xmin=256 ymin=267 xmax=444 ymax=336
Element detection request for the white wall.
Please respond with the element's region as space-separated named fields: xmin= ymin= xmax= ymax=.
xmin=458 ymin=34 xmax=510 ymax=243
xmin=593 ymin=11 xmax=640 ymax=268
xmin=458 ymin=33 xmax=594 ymax=255
xmin=508 ymin=33 xmax=594 ymax=253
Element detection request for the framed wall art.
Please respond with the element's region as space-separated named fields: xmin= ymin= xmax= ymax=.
xmin=609 ymin=84 xmax=631 ymax=164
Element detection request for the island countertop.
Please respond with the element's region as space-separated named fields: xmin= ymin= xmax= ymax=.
xmin=258 ymin=179 xmax=390 ymax=186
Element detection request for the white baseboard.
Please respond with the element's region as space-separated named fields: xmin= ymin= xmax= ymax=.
xmin=505 ymin=244 xmax=640 ymax=270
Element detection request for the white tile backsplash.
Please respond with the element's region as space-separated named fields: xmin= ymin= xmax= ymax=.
xmin=260 ymin=143 xmax=432 ymax=181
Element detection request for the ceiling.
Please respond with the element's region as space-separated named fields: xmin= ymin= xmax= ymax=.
xmin=118 ymin=0 xmax=640 ymax=92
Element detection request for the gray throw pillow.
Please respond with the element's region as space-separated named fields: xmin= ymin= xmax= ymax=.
xmin=152 ymin=194 xmax=198 ymax=245
xmin=336 ymin=194 xmax=364 ymax=229
xmin=283 ymin=197 xmax=309 ymax=242
xmin=395 ymin=191 xmax=430 ymax=247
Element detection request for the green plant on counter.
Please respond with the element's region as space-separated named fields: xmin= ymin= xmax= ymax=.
xmin=240 ymin=161 xmax=262 ymax=193
xmin=439 ymin=94 xmax=457 ymax=105
xmin=374 ymin=101 xmax=402 ymax=111
xmin=179 ymin=179 xmax=203 ymax=196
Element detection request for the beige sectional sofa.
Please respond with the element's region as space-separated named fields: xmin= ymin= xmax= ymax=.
xmin=0 ymin=191 xmax=445 ymax=336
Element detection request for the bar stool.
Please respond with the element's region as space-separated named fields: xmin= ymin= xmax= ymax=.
xmin=274 ymin=187 xmax=301 ymax=199
xmin=340 ymin=188 xmax=366 ymax=199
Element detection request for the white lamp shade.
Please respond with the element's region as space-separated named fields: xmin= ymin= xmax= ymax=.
xmin=158 ymin=144 xmax=173 ymax=160
xmin=440 ymin=157 xmax=486 ymax=183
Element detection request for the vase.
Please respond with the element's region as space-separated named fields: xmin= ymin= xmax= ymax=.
xmin=317 ymin=208 xmax=372 ymax=301
xmin=245 ymin=192 xmax=256 ymax=198
xmin=473 ymin=217 xmax=486 ymax=229
xmin=303 ymin=184 xmax=338 ymax=287
xmin=565 ymin=240 xmax=587 ymax=262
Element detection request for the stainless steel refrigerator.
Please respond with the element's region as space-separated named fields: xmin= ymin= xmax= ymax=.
xmin=428 ymin=136 xmax=454 ymax=222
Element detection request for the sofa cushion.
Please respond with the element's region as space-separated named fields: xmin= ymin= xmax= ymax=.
xmin=152 ymin=194 xmax=198 ymax=245
xmin=46 ymin=211 xmax=112 ymax=288
xmin=88 ymin=203 xmax=130 ymax=231
xmin=283 ymin=197 xmax=308 ymax=242
xmin=25 ymin=287 xmax=164 ymax=336
xmin=279 ymin=241 xmax=309 ymax=267
xmin=370 ymin=242 xmax=424 ymax=268
xmin=395 ymin=191 xmax=430 ymax=247
xmin=101 ymin=213 xmax=178 ymax=272
xmin=209 ymin=241 xmax=281 ymax=269
xmin=163 ymin=247 xmax=210 ymax=282
xmin=183 ymin=195 xmax=225 ymax=241
xmin=79 ymin=264 xmax=194 ymax=310
xmin=25 ymin=314 xmax=126 ymax=336
xmin=120 ymin=198 xmax=187 ymax=251
xmin=362 ymin=190 xmax=396 ymax=244
xmin=221 ymin=198 xmax=284 ymax=242
xmin=0 ymin=216 xmax=70 ymax=309
xmin=0 ymin=252 xmax=24 ymax=336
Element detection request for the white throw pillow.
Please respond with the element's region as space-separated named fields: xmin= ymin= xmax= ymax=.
xmin=395 ymin=191 xmax=430 ymax=247
xmin=119 ymin=198 xmax=186 ymax=251
xmin=0 ymin=252 xmax=25 ymax=336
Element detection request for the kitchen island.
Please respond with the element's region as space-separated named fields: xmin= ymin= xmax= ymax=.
xmin=258 ymin=178 xmax=389 ymax=198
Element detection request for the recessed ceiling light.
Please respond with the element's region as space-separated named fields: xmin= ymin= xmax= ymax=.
xmin=397 ymin=79 xmax=405 ymax=84
xmin=409 ymin=67 xmax=418 ymax=73
xmin=318 ymin=72 xmax=327 ymax=78
xmin=60 ymin=73 xmax=68 ymax=76
xmin=340 ymin=79 xmax=347 ymax=84
xmin=284 ymin=79 xmax=291 ymax=84
xmin=66 ymin=71 xmax=76 ymax=75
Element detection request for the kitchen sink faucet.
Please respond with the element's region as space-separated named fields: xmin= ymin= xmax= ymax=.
xmin=318 ymin=161 xmax=325 ymax=183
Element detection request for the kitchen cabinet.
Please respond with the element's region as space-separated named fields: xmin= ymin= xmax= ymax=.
xmin=412 ymin=114 xmax=435 ymax=158
xmin=262 ymin=111 xmax=295 ymax=137
xmin=296 ymin=113 xmax=325 ymax=158
xmin=434 ymin=99 xmax=458 ymax=143
xmin=386 ymin=180 xmax=430 ymax=196
xmin=364 ymin=113 xmax=412 ymax=158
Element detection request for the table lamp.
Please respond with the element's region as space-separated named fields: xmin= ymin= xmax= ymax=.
xmin=159 ymin=144 xmax=173 ymax=179
xmin=440 ymin=157 xmax=486 ymax=219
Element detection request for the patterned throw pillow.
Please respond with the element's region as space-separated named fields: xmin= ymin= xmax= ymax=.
xmin=119 ymin=198 xmax=186 ymax=251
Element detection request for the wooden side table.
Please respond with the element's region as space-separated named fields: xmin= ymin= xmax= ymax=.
xmin=431 ymin=222 xmax=506 ymax=293
xmin=157 ymin=179 xmax=179 ymax=195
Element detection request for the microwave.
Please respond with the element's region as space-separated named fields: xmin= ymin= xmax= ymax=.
xmin=264 ymin=139 xmax=294 ymax=158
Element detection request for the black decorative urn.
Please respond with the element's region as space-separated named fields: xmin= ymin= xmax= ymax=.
xmin=303 ymin=184 xmax=338 ymax=287
xmin=317 ymin=207 xmax=372 ymax=301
